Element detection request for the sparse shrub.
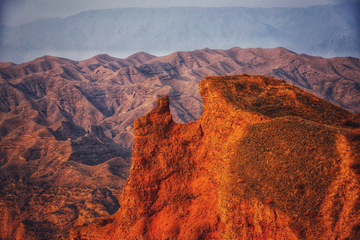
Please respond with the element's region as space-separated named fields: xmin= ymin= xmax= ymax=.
xmin=98 ymin=218 xmax=114 ymax=226
xmin=346 ymin=129 xmax=360 ymax=142
xmin=350 ymin=162 xmax=360 ymax=175
xmin=342 ymin=119 xmax=360 ymax=128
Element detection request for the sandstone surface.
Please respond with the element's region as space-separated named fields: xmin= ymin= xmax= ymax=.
xmin=1 ymin=47 xmax=360 ymax=239
xmin=71 ymin=75 xmax=360 ymax=239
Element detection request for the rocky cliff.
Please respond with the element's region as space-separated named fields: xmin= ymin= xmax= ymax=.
xmin=2 ymin=47 xmax=360 ymax=239
xmin=71 ymin=75 xmax=360 ymax=239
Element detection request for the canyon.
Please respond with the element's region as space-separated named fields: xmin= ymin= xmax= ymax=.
xmin=1 ymin=47 xmax=360 ymax=238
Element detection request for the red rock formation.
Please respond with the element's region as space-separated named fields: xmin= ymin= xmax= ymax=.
xmin=2 ymin=47 xmax=360 ymax=239
xmin=70 ymin=75 xmax=360 ymax=239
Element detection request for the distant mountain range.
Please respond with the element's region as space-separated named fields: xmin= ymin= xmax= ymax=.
xmin=1 ymin=46 xmax=360 ymax=239
xmin=0 ymin=1 xmax=359 ymax=64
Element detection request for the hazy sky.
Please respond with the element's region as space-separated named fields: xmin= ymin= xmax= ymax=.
xmin=0 ymin=0 xmax=340 ymax=26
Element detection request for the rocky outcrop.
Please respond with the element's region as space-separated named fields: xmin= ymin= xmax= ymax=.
xmin=1 ymin=47 xmax=360 ymax=239
xmin=71 ymin=75 xmax=360 ymax=239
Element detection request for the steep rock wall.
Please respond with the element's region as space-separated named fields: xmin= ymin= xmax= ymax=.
xmin=72 ymin=74 xmax=360 ymax=239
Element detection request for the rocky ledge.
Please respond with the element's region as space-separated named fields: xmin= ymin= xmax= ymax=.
xmin=71 ymin=75 xmax=360 ymax=239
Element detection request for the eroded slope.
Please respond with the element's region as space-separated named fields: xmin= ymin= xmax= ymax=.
xmin=1 ymin=48 xmax=360 ymax=239
xmin=71 ymin=75 xmax=360 ymax=239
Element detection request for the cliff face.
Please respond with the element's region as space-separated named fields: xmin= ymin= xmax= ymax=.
xmin=3 ymin=48 xmax=360 ymax=239
xmin=71 ymin=75 xmax=360 ymax=239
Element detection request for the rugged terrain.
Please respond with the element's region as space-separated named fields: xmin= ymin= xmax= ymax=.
xmin=1 ymin=0 xmax=359 ymax=63
xmin=1 ymin=47 xmax=360 ymax=238
xmin=71 ymin=75 xmax=360 ymax=239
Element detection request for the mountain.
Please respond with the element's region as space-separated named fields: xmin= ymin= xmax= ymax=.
xmin=1 ymin=47 xmax=360 ymax=239
xmin=1 ymin=1 xmax=360 ymax=64
xmin=70 ymin=75 xmax=360 ymax=239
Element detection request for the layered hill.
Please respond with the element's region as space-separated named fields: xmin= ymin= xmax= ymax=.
xmin=71 ymin=75 xmax=360 ymax=239
xmin=1 ymin=1 xmax=359 ymax=64
xmin=1 ymin=47 xmax=360 ymax=239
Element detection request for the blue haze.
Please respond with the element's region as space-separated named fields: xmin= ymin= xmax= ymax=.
xmin=0 ymin=1 xmax=359 ymax=63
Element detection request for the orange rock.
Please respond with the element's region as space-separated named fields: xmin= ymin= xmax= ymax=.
xmin=70 ymin=75 xmax=360 ymax=239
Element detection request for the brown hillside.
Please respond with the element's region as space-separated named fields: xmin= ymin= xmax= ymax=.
xmin=1 ymin=47 xmax=360 ymax=239
xmin=71 ymin=75 xmax=360 ymax=239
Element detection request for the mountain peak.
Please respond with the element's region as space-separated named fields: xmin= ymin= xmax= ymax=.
xmin=0 ymin=62 xmax=16 ymax=68
xmin=125 ymin=52 xmax=156 ymax=64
